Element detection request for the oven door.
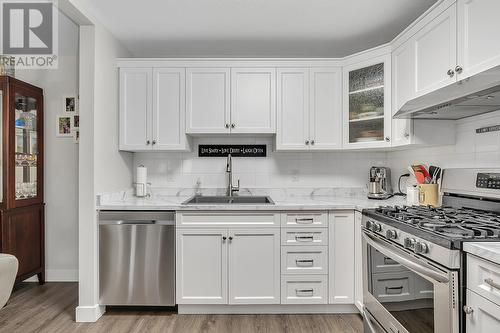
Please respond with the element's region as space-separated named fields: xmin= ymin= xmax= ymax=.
xmin=362 ymin=231 xmax=459 ymax=333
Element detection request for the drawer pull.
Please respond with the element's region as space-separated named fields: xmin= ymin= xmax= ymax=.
xmin=296 ymin=259 xmax=314 ymax=267
xmin=295 ymin=235 xmax=314 ymax=242
xmin=383 ymin=257 xmax=399 ymax=265
xmin=295 ymin=218 xmax=314 ymax=224
xmin=484 ymin=278 xmax=500 ymax=290
xmin=295 ymin=288 xmax=314 ymax=296
xmin=385 ymin=286 xmax=404 ymax=295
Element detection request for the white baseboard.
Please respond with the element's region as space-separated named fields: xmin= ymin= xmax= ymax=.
xmin=23 ymin=269 xmax=78 ymax=282
xmin=75 ymin=304 xmax=106 ymax=322
xmin=178 ymin=304 xmax=359 ymax=314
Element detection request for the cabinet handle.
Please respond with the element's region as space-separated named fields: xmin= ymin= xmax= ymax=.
xmin=228 ymin=236 xmax=233 ymax=241
xmin=305 ymin=140 xmax=310 ymax=145
xmin=222 ymin=236 xmax=227 ymax=242
xmin=311 ymin=140 xmax=315 ymax=145
xmin=295 ymin=289 xmax=314 ymax=296
xmin=225 ymin=124 xmax=229 ymax=129
xmin=484 ymin=278 xmax=500 ymax=290
xmin=447 ymin=69 xmax=455 ymax=77
xmin=385 ymin=136 xmax=390 ymax=142
xmin=455 ymin=65 xmax=463 ymax=74
xmin=295 ymin=217 xmax=314 ymax=224
xmin=404 ymin=133 xmax=410 ymax=138
xmin=295 ymin=235 xmax=314 ymax=242
xmin=231 ymin=123 xmax=235 ymax=128
xmin=146 ymin=140 xmax=151 ymax=145
xmin=295 ymin=259 xmax=314 ymax=267
xmin=152 ymin=140 xmax=156 ymax=145
xmin=385 ymin=286 xmax=404 ymax=295
xmin=463 ymin=305 xmax=474 ymax=315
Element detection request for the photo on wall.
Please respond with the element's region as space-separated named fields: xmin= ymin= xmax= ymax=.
xmin=56 ymin=115 xmax=73 ymax=137
xmin=64 ymin=96 xmax=77 ymax=112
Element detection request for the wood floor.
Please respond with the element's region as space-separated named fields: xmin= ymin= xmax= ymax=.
xmin=0 ymin=283 xmax=363 ymax=333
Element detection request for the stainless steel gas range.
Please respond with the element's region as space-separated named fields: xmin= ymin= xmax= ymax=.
xmin=361 ymin=168 xmax=500 ymax=333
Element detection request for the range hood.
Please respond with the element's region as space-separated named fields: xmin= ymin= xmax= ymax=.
xmin=394 ymin=65 xmax=500 ymax=120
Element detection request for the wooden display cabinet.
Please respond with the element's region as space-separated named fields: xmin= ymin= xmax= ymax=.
xmin=0 ymin=76 xmax=44 ymax=284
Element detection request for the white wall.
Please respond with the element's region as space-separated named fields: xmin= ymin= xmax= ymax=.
xmin=134 ymin=137 xmax=388 ymax=190
xmin=15 ymin=10 xmax=79 ymax=281
xmin=388 ymin=111 xmax=500 ymax=185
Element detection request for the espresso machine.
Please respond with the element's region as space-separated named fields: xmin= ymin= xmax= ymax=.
xmin=367 ymin=167 xmax=393 ymax=199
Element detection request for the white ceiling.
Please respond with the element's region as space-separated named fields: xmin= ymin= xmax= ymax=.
xmin=86 ymin=0 xmax=437 ymax=57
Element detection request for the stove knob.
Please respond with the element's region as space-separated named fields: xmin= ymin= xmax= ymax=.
xmin=371 ymin=223 xmax=382 ymax=232
xmin=414 ymin=242 xmax=429 ymax=254
xmin=386 ymin=229 xmax=398 ymax=239
xmin=365 ymin=220 xmax=373 ymax=230
xmin=404 ymin=238 xmax=416 ymax=249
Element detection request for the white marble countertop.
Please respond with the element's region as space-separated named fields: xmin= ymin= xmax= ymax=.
xmin=464 ymin=242 xmax=500 ymax=266
xmin=97 ymin=187 xmax=406 ymax=212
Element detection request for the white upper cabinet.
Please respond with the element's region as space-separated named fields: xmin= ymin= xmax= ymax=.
xmin=153 ymin=68 xmax=188 ymax=150
xmin=414 ymin=3 xmax=457 ymax=97
xmin=457 ymin=0 xmax=500 ymax=79
xmin=228 ymin=229 xmax=280 ymax=304
xmin=231 ymin=68 xmax=276 ymax=134
xmin=186 ymin=68 xmax=231 ymax=134
xmin=392 ymin=42 xmax=414 ymax=146
xmin=119 ymin=68 xmax=152 ymax=151
xmin=276 ymin=68 xmax=310 ymax=150
xmin=309 ymin=68 xmax=342 ymax=150
xmin=343 ymin=55 xmax=392 ymax=148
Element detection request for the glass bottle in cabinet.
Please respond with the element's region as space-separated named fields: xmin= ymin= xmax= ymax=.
xmin=344 ymin=58 xmax=390 ymax=146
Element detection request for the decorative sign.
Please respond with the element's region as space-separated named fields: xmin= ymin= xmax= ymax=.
xmin=476 ymin=125 xmax=500 ymax=134
xmin=198 ymin=145 xmax=267 ymax=157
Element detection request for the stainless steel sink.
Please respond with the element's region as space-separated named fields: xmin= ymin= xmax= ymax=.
xmin=182 ymin=195 xmax=274 ymax=205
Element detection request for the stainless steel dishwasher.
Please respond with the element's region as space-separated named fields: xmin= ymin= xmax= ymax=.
xmin=99 ymin=211 xmax=175 ymax=306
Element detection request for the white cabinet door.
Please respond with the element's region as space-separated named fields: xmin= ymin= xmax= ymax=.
xmin=392 ymin=42 xmax=414 ymax=147
xmin=329 ymin=211 xmax=355 ymax=304
xmin=414 ymin=3 xmax=457 ymax=97
xmin=228 ymin=228 xmax=280 ymax=304
xmin=186 ymin=68 xmax=230 ymax=134
xmin=152 ymin=68 xmax=187 ymax=150
xmin=276 ymin=68 xmax=310 ymax=150
xmin=354 ymin=211 xmax=363 ymax=312
xmin=466 ymin=289 xmax=500 ymax=333
xmin=457 ymin=0 xmax=500 ymax=79
xmin=310 ymin=68 xmax=342 ymax=150
xmin=119 ymin=68 xmax=152 ymax=150
xmin=231 ymin=68 xmax=276 ymax=134
xmin=176 ymin=229 xmax=228 ymax=304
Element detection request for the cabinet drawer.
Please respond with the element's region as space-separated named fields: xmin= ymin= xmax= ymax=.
xmin=467 ymin=254 xmax=500 ymax=306
xmin=371 ymin=271 xmax=413 ymax=303
xmin=177 ymin=212 xmax=280 ymax=228
xmin=281 ymin=212 xmax=328 ymax=228
xmin=281 ymin=228 xmax=327 ymax=246
xmin=281 ymin=246 xmax=328 ymax=275
xmin=281 ymin=275 xmax=327 ymax=304
xmin=371 ymin=248 xmax=409 ymax=274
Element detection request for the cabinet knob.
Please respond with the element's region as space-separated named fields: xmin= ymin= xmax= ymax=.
xmin=404 ymin=133 xmax=410 ymax=138
xmin=222 ymin=236 xmax=227 ymax=242
xmin=455 ymin=65 xmax=463 ymax=74
xmin=231 ymin=123 xmax=235 ymax=128
xmin=311 ymin=140 xmax=315 ymax=145
xmin=225 ymin=123 xmax=229 ymax=129
xmin=152 ymin=140 xmax=156 ymax=145
xmin=447 ymin=69 xmax=455 ymax=77
xmin=385 ymin=136 xmax=391 ymax=142
xmin=463 ymin=305 xmax=474 ymax=315
xmin=146 ymin=140 xmax=151 ymax=145
xmin=228 ymin=236 xmax=233 ymax=241
xmin=305 ymin=140 xmax=310 ymax=145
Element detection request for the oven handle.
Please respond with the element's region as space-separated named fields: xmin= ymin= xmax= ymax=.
xmin=363 ymin=307 xmax=386 ymax=333
xmin=363 ymin=232 xmax=449 ymax=284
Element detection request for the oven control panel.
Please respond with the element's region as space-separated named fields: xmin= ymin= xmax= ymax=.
xmin=476 ymin=173 xmax=500 ymax=189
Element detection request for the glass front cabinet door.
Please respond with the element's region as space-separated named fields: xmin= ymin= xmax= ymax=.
xmin=0 ymin=76 xmax=44 ymax=209
xmin=343 ymin=55 xmax=392 ymax=148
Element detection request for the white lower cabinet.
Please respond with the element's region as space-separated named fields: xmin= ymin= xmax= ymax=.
xmin=228 ymin=229 xmax=280 ymax=304
xmin=176 ymin=229 xmax=228 ymax=304
xmin=281 ymin=275 xmax=328 ymax=304
xmin=466 ymin=289 xmax=500 ymax=333
xmin=176 ymin=225 xmax=280 ymax=305
xmin=354 ymin=211 xmax=363 ymax=311
xmin=329 ymin=211 xmax=355 ymax=304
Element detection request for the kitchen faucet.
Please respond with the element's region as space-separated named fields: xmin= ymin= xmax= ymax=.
xmin=226 ymin=154 xmax=240 ymax=197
